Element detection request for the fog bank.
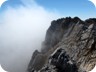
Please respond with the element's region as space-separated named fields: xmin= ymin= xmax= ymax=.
xmin=0 ymin=0 xmax=60 ymax=72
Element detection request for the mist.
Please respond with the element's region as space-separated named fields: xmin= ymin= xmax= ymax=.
xmin=0 ymin=0 xmax=60 ymax=72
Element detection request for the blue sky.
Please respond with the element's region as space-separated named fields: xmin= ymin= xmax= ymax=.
xmin=0 ymin=0 xmax=96 ymax=19
xmin=36 ymin=0 xmax=96 ymax=18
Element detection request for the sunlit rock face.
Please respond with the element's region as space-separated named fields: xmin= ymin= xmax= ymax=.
xmin=28 ymin=17 xmax=96 ymax=72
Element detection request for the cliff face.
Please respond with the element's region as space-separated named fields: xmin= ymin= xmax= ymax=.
xmin=27 ymin=17 xmax=96 ymax=72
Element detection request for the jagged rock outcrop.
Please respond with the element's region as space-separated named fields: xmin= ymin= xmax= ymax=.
xmin=27 ymin=17 xmax=96 ymax=72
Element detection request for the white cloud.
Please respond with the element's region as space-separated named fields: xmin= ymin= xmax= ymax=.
xmin=90 ymin=66 xmax=96 ymax=72
xmin=0 ymin=65 xmax=7 ymax=72
xmin=0 ymin=1 xmax=61 ymax=72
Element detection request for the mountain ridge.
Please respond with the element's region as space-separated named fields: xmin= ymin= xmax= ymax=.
xmin=27 ymin=17 xmax=96 ymax=72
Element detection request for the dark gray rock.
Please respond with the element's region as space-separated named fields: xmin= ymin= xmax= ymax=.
xmin=27 ymin=17 xmax=96 ymax=72
xmin=48 ymin=48 xmax=78 ymax=72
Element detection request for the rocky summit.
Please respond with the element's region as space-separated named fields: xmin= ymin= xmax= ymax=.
xmin=27 ymin=17 xmax=96 ymax=72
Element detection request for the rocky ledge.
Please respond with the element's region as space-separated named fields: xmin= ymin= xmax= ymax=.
xmin=27 ymin=17 xmax=96 ymax=72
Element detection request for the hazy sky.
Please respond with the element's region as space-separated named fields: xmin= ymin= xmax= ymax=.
xmin=0 ymin=0 xmax=96 ymax=19
xmin=0 ymin=0 xmax=96 ymax=72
